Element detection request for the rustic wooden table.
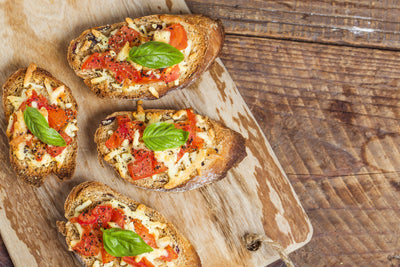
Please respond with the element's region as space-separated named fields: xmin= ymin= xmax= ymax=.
xmin=2 ymin=0 xmax=400 ymax=266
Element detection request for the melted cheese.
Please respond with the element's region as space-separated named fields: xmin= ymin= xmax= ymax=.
xmin=117 ymin=42 xmax=131 ymax=61
xmin=74 ymin=200 xmax=93 ymax=216
xmin=7 ymin=95 xmax=25 ymax=110
xmin=153 ymin=30 xmax=171 ymax=44
xmin=49 ymin=85 xmax=65 ymax=105
xmin=15 ymin=142 xmax=26 ymax=160
xmin=13 ymin=110 xmax=27 ymax=138
xmin=64 ymin=122 xmax=79 ymax=138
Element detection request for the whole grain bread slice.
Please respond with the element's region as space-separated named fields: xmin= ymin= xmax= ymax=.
xmin=94 ymin=102 xmax=246 ymax=192
xmin=68 ymin=14 xmax=224 ymax=99
xmin=2 ymin=63 xmax=78 ymax=186
xmin=57 ymin=181 xmax=201 ymax=267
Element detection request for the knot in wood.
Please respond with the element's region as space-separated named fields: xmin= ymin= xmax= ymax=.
xmin=243 ymin=233 xmax=263 ymax=251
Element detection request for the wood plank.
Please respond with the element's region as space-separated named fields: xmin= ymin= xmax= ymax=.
xmin=0 ymin=1 xmax=311 ymax=266
xmin=186 ymin=0 xmax=400 ymax=50
xmin=219 ymin=35 xmax=400 ymax=265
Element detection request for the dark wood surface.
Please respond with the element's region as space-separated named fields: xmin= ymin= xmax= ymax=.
xmin=2 ymin=0 xmax=400 ymax=266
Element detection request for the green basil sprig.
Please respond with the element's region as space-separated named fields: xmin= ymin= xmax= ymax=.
xmin=23 ymin=106 xmax=66 ymax=147
xmin=142 ymin=122 xmax=189 ymax=151
xmin=102 ymin=228 xmax=153 ymax=257
xmin=128 ymin=41 xmax=184 ymax=69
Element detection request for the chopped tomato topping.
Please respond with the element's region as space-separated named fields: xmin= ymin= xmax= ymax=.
xmin=19 ymin=90 xmax=49 ymax=111
xmin=160 ymin=65 xmax=180 ymax=83
xmin=77 ymin=210 xmax=98 ymax=225
xmin=122 ymin=256 xmax=155 ymax=267
xmin=174 ymin=109 xmax=204 ymax=160
xmin=47 ymin=105 xmax=76 ymax=131
xmin=111 ymin=208 xmax=125 ymax=228
xmin=108 ymin=26 xmax=140 ymax=53
xmin=160 ymin=245 xmax=179 ymax=261
xmin=166 ymin=24 xmax=188 ymax=50
xmin=128 ymin=150 xmax=168 ymax=180
xmin=72 ymin=226 xmax=102 ymax=257
xmin=117 ymin=115 xmax=131 ymax=125
xmin=105 ymin=132 xmax=122 ymax=149
xmin=46 ymin=132 xmax=72 ymax=157
xmin=141 ymin=257 xmax=156 ymax=267
xmin=82 ymin=52 xmax=141 ymax=83
xmin=105 ymin=116 xmax=146 ymax=149
xmin=132 ymin=219 xmax=158 ymax=248
xmin=92 ymin=205 xmax=113 ymax=228
xmin=176 ymin=147 xmax=185 ymax=162
xmin=81 ymin=51 xmax=180 ymax=84
xmin=101 ymin=246 xmax=116 ymax=264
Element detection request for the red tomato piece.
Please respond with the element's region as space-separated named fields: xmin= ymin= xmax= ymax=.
xmin=112 ymin=61 xmax=141 ymax=83
xmin=126 ymin=121 xmax=146 ymax=138
xmin=81 ymin=53 xmax=106 ymax=70
xmin=108 ymin=26 xmax=140 ymax=53
xmin=46 ymin=145 xmax=64 ymax=157
xmin=105 ymin=132 xmax=122 ymax=149
xmin=19 ymin=90 xmax=49 ymax=111
xmin=128 ymin=150 xmax=168 ymax=180
xmin=117 ymin=115 xmax=131 ymax=125
xmin=160 ymin=65 xmax=180 ymax=83
xmin=101 ymin=246 xmax=116 ymax=264
xmin=46 ymin=132 xmax=72 ymax=157
xmin=132 ymin=219 xmax=158 ymax=248
xmin=166 ymin=24 xmax=188 ymax=50
xmin=47 ymin=105 xmax=76 ymax=131
xmin=176 ymin=147 xmax=185 ymax=162
xmin=141 ymin=257 xmax=156 ymax=267
xmin=105 ymin=126 xmax=130 ymax=149
xmin=111 ymin=208 xmax=125 ymax=228
xmin=105 ymin=117 xmax=146 ymax=149
xmin=92 ymin=205 xmax=113 ymax=228
xmin=122 ymin=256 xmax=155 ymax=267
xmin=77 ymin=210 xmax=98 ymax=225
xmin=47 ymin=106 xmax=68 ymax=131
xmin=72 ymin=227 xmax=102 ymax=257
xmin=128 ymin=150 xmax=154 ymax=180
xmin=160 ymin=245 xmax=179 ymax=261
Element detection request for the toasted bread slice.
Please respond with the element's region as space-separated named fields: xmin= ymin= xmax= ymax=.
xmin=2 ymin=63 xmax=79 ymax=186
xmin=94 ymin=101 xmax=246 ymax=192
xmin=68 ymin=14 xmax=224 ymax=99
xmin=57 ymin=181 xmax=201 ymax=266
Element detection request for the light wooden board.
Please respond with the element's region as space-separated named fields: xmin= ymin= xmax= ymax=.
xmin=0 ymin=0 xmax=312 ymax=266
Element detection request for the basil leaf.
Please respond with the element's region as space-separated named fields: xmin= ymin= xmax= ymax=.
xmin=128 ymin=41 xmax=184 ymax=69
xmin=23 ymin=106 xmax=66 ymax=147
xmin=102 ymin=228 xmax=153 ymax=257
xmin=142 ymin=122 xmax=189 ymax=151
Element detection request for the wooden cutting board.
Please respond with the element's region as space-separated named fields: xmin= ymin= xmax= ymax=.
xmin=0 ymin=0 xmax=312 ymax=266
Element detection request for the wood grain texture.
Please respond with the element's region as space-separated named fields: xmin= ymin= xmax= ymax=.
xmin=219 ymin=35 xmax=400 ymax=266
xmin=0 ymin=0 xmax=311 ymax=266
xmin=186 ymin=0 xmax=400 ymax=50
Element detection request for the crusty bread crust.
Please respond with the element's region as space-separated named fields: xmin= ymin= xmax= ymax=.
xmin=68 ymin=14 xmax=224 ymax=100
xmin=94 ymin=109 xmax=246 ymax=192
xmin=2 ymin=65 xmax=78 ymax=186
xmin=57 ymin=181 xmax=201 ymax=266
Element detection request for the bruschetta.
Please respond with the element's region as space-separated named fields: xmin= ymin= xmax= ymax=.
xmin=68 ymin=14 xmax=224 ymax=99
xmin=57 ymin=181 xmax=201 ymax=267
xmin=94 ymin=101 xmax=246 ymax=192
xmin=3 ymin=63 xmax=79 ymax=186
